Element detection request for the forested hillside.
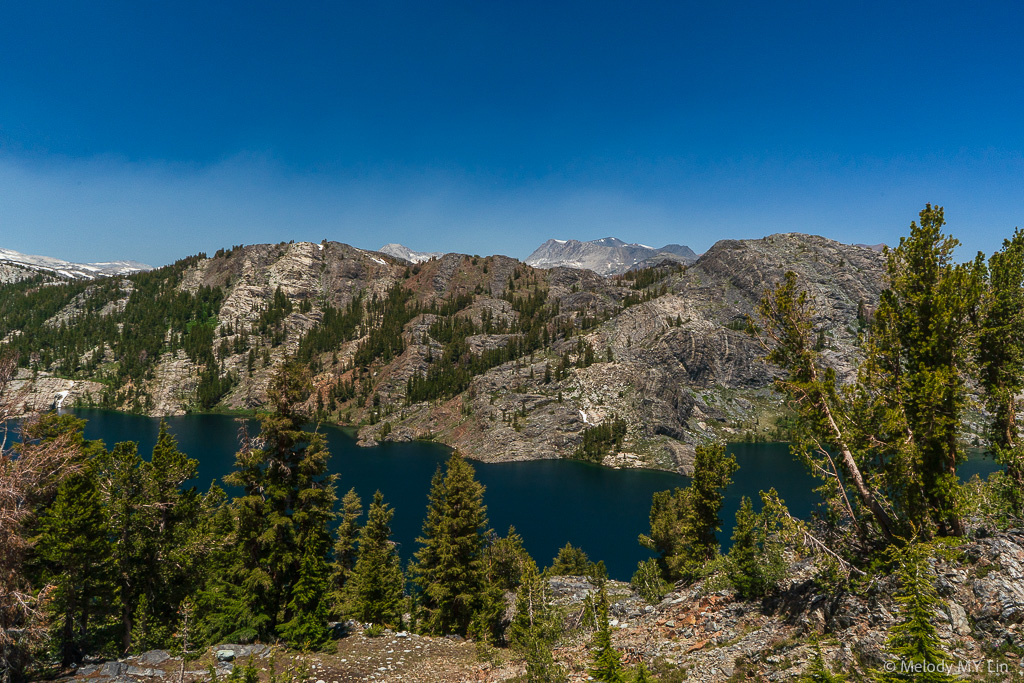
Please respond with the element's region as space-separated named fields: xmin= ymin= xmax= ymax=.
xmin=1 ymin=236 xmax=885 ymax=472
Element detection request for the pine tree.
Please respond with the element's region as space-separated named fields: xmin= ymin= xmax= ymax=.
xmin=799 ymin=646 xmax=845 ymax=682
xmin=346 ymin=491 xmax=405 ymax=627
xmin=587 ymin=585 xmax=625 ymax=683
xmin=874 ymin=543 xmax=956 ymax=683
xmin=725 ymin=490 xmax=787 ymax=600
xmin=210 ymin=363 xmax=336 ymax=643
xmin=639 ymin=443 xmax=737 ymax=582
xmin=279 ymin=541 xmax=333 ymax=650
xmin=276 ymin=428 xmax=336 ymax=649
xmin=548 ymin=543 xmax=592 ymax=576
xmin=630 ymin=661 xmax=654 ymax=683
xmin=977 ymin=228 xmax=1024 ymax=515
xmin=508 ymin=563 xmax=564 ymax=683
xmin=134 ymin=422 xmax=201 ymax=651
xmin=96 ymin=441 xmax=151 ymax=653
xmin=0 ymin=400 xmax=85 ymax=683
xmin=863 ymin=205 xmax=983 ymax=537
xmin=755 ymin=270 xmax=896 ymax=542
xmin=330 ymin=488 xmax=363 ymax=616
xmin=474 ymin=527 xmax=537 ymax=643
xmin=412 ymin=453 xmax=488 ymax=636
xmin=36 ymin=474 xmax=112 ymax=666
xmin=280 ymin=425 xmax=336 ymax=648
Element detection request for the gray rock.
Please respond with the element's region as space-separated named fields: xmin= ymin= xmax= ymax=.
xmin=214 ymin=643 xmax=270 ymax=659
xmin=215 ymin=650 xmax=235 ymax=662
xmin=126 ymin=666 xmax=165 ymax=677
xmin=138 ymin=650 xmax=171 ymax=666
xmin=100 ymin=662 xmax=126 ymax=677
xmin=948 ymin=600 xmax=971 ymax=636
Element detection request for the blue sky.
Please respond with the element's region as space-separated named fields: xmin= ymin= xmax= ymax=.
xmin=1 ymin=1 xmax=1022 ymax=266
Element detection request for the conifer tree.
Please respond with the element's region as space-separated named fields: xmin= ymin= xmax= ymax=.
xmin=211 ymin=363 xmax=336 ymax=643
xmin=346 ymin=491 xmax=405 ymax=626
xmin=587 ymin=585 xmax=625 ymax=683
xmin=279 ymin=541 xmax=333 ymax=650
xmin=725 ymin=490 xmax=787 ymax=600
xmin=474 ymin=526 xmax=537 ymax=643
xmin=281 ymin=421 xmax=336 ymax=647
xmin=755 ymin=206 xmax=984 ymax=541
xmin=630 ymin=661 xmax=654 ymax=683
xmin=330 ymin=488 xmax=363 ymax=616
xmin=36 ymin=474 xmax=112 ymax=666
xmin=483 ymin=526 xmax=536 ymax=592
xmin=754 ymin=270 xmax=896 ymax=542
xmin=0 ymin=400 xmax=84 ymax=683
xmin=548 ymin=543 xmax=592 ymax=576
xmin=412 ymin=453 xmax=488 ymax=636
xmin=508 ymin=563 xmax=564 ymax=683
xmin=862 ymin=205 xmax=983 ymax=537
xmin=977 ymin=228 xmax=1024 ymax=515
xmin=96 ymin=441 xmax=152 ymax=653
xmin=134 ymin=422 xmax=201 ymax=651
xmin=874 ymin=543 xmax=956 ymax=683
xmin=799 ymin=646 xmax=845 ymax=682
xmin=639 ymin=443 xmax=737 ymax=582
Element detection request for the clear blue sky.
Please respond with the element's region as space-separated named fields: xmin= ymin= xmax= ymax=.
xmin=1 ymin=1 xmax=1022 ymax=266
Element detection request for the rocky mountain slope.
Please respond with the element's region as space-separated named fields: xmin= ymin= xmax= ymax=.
xmin=526 ymin=237 xmax=698 ymax=275
xmin=0 ymin=234 xmax=885 ymax=474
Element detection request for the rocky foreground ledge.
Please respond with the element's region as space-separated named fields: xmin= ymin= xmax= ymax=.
xmin=61 ymin=529 xmax=1024 ymax=683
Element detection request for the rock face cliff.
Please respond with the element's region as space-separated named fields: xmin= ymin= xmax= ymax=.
xmin=1 ymin=234 xmax=885 ymax=473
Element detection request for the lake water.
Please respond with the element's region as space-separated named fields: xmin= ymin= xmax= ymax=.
xmin=66 ymin=409 xmax=1002 ymax=581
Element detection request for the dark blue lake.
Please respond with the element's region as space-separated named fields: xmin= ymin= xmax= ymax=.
xmin=66 ymin=409 xmax=1002 ymax=580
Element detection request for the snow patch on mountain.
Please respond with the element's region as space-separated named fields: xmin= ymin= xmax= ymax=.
xmin=0 ymin=247 xmax=152 ymax=281
xmin=378 ymin=243 xmax=444 ymax=264
xmin=525 ymin=237 xmax=698 ymax=276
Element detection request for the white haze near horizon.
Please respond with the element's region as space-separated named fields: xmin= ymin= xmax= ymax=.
xmin=0 ymin=152 xmax=1017 ymax=267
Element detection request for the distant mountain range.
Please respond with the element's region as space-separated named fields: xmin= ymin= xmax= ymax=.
xmin=0 ymin=247 xmax=151 ymax=281
xmin=525 ymin=237 xmax=698 ymax=275
xmin=379 ymin=237 xmax=700 ymax=276
xmin=378 ymin=243 xmax=444 ymax=264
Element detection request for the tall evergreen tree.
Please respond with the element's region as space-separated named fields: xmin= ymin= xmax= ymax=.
xmin=1 ymin=402 xmax=84 ymax=683
xmin=755 ymin=206 xmax=983 ymax=540
xmin=508 ymin=563 xmax=565 ymax=683
xmin=133 ymin=422 xmax=201 ymax=651
xmin=755 ymin=271 xmax=896 ymax=542
xmin=725 ymin=490 xmax=788 ymax=600
xmin=279 ymin=420 xmax=336 ymax=649
xmin=330 ymin=488 xmax=363 ymax=617
xmin=36 ymin=474 xmax=112 ymax=666
xmin=209 ymin=363 xmax=336 ymax=643
xmin=346 ymin=491 xmax=405 ymax=626
xmin=587 ymin=585 xmax=625 ymax=683
xmin=639 ymin=443 xmax=737 ymax=582
xmin=977 ymin=228 xmax=1024 ymax=514
xmin=862 ymin=205 xmax=983 ymax=537
xmin=96 ymin=441 xmax=151 ymax=653
xmin=412 ymin=453 xmax=488 ymax=636
xmin=874 ymin=543 xmax=956 ymax=682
